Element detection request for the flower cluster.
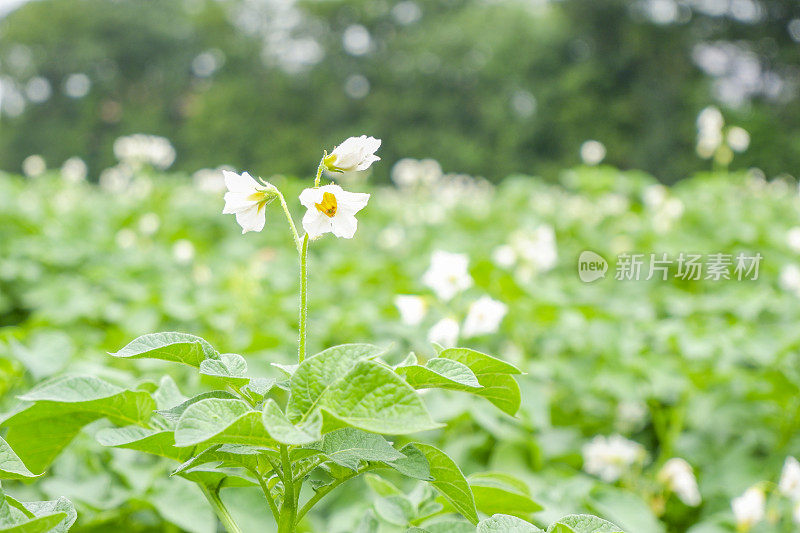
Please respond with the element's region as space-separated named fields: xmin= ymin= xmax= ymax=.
xmin=582 ymin=434 xmax=645 ymax=483
xmin=222 ymin=135 xmax=379 ymax=239
xmin=728 ymin=456 xmax=800 ymax=531
xmin=113 ymin=134 xmax=176 ymax=170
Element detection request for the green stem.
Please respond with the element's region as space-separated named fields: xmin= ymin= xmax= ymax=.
xmin=200 ymin=485 xmax=243 ymax=533
xmin=295 ymin=464 xmax=376 ymax=524
xmin=277 ymin=191 xmax=302 ymax=254
xmin=277 ymin=445 xmax=296 ymax=533
xmin=256 ymin=472 xmax=280 ymax=523
xmin=298 ymin=233 xmax=309 ymax=363
xmin=314 ymin=155 xmax=325 ymax=188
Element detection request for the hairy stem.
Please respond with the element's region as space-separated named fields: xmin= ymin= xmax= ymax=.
xmin=295 ymin=464 xmax=376 ymax=524
xmin=277 ymin=445 xmax=296 ymax=533
xmin=298 ymin=233 xmax=309 ymax=363
xmin=200 ymin=485 xmax=243 ymax=533
xmin=256 ymin=472 xmax=280 ymax=523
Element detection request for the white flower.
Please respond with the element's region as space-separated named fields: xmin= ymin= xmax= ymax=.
xmin=492 ymin=245 xmax=516 ymax=268
xmin=391 ymin=158 xmax=442 ymax=188
xmin=173 ymin=239 xmax=195 ymax=264
xmin=463 ymin=296 xmax=507 ymax=337
xmin=427 ymin=317 xmax=459 ymax=348
xmin=222 ymin=170 xmax=278 ymax=234
xmin=582 ymin=435 xmax=645 ymax=483
xmin=779 ymin=456 xmax=800 ymax=500
xmin=658 ymin=458 xmax=701 ymax=507
xmin=299 ymin=184 xmax=370 ymax=239
xmin=394 ymin=295 xmax=427 ymax=326
xmin=787 ymin=228 xmax=800 ymax=253
xmin=780 ymin=265 xmax=800 ymax=295
xmin=61 ymin=157 xmax=87 ymax=183
xmin=22 ymin=155 xmax=46 ymax=178
xmin=423 ymin=251 xmax=473 ymax=301
xmin=727 ymin=126 xmax=750 ymax=152
xmin=510 ymin=226 xmax=558 ymax=272
xmin=732 ymin=486 xmax=765 ymax=531
xmin=113 ymin=134 xmax=175 ymax=169
xmin=580 ymin=140 xmax=606 ymax=165
xmin=324 ymin=135 xmax=381 ymax=172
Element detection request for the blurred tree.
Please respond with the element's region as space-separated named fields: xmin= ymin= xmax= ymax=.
xmin=0 ymin=0 xmax=798 ymax=183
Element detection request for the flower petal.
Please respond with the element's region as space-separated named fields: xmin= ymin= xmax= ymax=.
xmin=299 ymin=187 xmax=324 ymax=209
xmin=223 ymin=192 xmax=256 ymax=214
xmin=302 ymin=209 xmax=331 ymax=239
xmin=335 ymin=190 xmax=370 ymax=215
xmin=223 ymin=170 xmax=260 ymax=193
xmin=331 ymin=214 xmax=358 ymax=239
xmin=235 ymin=205 xmax=266 ymax=233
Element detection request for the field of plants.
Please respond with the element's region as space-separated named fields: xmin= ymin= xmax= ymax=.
xmin=1 ymin=145 xmax=800 ymax=533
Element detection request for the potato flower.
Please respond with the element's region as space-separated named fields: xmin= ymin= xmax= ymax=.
xmin=423 ymin=251 xmax=473 ymax=301
xmin=463 ymin=296 xmax=508 ymax=337
xmin=732 ymin=486 xmax=765 ymax=531
xmin=582 ymin=434 xmax=645 ymax=483
xmin=394 ymin=295 xmax=427 ymax=326
xmin=222 ymin=170 xmax=279 ymax=234
xmin=323 ymin=135 xmax=381 ymax=172
xmin=427 ymin=317 xmax=459 ymax=348
xmin=779 ymin=456 xmax=800 ymax=500
xmin=657 ymin=458 xmax=701 ymax=507
xmin=299 ymin=184 xmax=370 ymax=239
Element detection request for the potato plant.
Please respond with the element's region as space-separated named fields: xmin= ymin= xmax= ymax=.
xmin=0 ymin=139 xmax=625 ymax=533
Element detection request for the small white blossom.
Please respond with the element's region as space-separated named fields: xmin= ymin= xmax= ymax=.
xmin=22 ymin=155 xmax=46 ymax=178
xmin=582 ymin=434 xmax=645 ymax=483
xmin=787 ymin=228 xmax=800 ymax=253
xmin=780 ymin=265 xmax=800 ymax=296
xmin=492 ymin=245 xmax=517 ymax=268
xmin=324 ymin=135 xmax=381 ymax=172
xmin=61 ymin=157 xmax=87 ymax=183
xmin=173 ymin=239 xmax=195 ymax=264
xmin=423 ymin=251 xmax=473 ymax=301
xmin=658 ymin=458 xmax=701 ymax=507
xmin=222 ymin=170 xmax=279 ymax=234
xmin=299 ymin=184 xmax=370 ymax=239
xmin=391 ymin=158 xmax=442 ymax=188
xmin=727 ymin=126 xmax=750 ymax=152
xmin=580 ymin=140 xmax=606 ymax=165
xmin=732 ymin=486 xmax=765 ymax=531
xmin=462 ymin=296 xmax=507 ymax=337
xmin=394 ymin=295 xmax=427 ymax=326
xmin=779 ymin=456 xmax=800 ymax=500
xmin=113 ymin=134 xmax=175 ymax=169
xmin=427 ymin=317 xmax=459 ymax=348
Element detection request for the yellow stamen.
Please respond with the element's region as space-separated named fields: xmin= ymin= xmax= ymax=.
xmin=315 ymin=191 xmax=338 ymax=218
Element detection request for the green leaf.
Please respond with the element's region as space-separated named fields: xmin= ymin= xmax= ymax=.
xmin=1 ymin=376 xmax=155 ymax=472
xmin=148 ymin=476 xmax=215 ymax=533
xmin=6 ymin=496 xmax=76 ymax=533
xmin=546 ymin=515 xmax=625 ymax=533
xmin=414 ymin=443 xmax=478 ymax=525
xmin=309 ymin=428 xmax=404 ymax=470
xmin=469 ymin=472 xmax=542 ymax=518
xmin=0 ymin=438 xmax=40 ymax=479
xmin=174 ymin=398 xmax=275 ymax=448
xmin=95 ymin=425 xmax=190 ymax=461
xmin=470 ymin=374 xmax=521 ymax=417
xmin=199 ymin=353 xmax=249 ymax=388
xmin=172 ymin=444 xmax=260 ymax=475
xmin=479 ymin=514 xmax=544 ymax=532
xmin=156 ymin=391 xmax=238 ymax=427
xmin=386 ymin=443 xmax=432 ymax=480
xmin=242 ymin=378 xmax=277 ymax=402
xmin=354 ymin=510 xmax=380 ymax=533
xmin=439 ymin=349 xmax=521 ymax=375
xmin=152 ymin=376 xmax=187 ymax=410
xmin=374 ymin=495 xmax=416 ymax=526
xmin=316 ymin=360 xmax=442 ymax=434
xmin=421 ymin=522 xmax=476 ymax=533
xmin=110 ymin=332 xmax=218 ymax=368
xmin=397 ymin=358 xmax=482 ymax=390
xmin=364 ymin=474 xmax=403 ymax=497
xmin=261 ymin=399 xmax=322 ymax=445
xmin=287 ymin=344 xmax=385 ymax=421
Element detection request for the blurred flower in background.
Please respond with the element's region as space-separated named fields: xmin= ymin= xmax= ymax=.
xmin=582 ymin=434 xmax=646 ymax=483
